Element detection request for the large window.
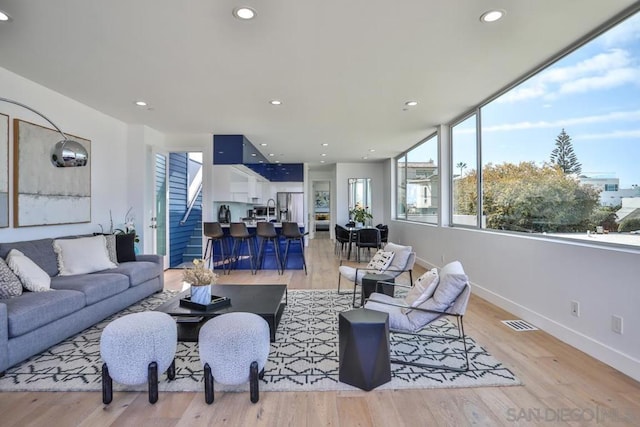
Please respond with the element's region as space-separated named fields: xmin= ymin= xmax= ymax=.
xmin=456 ymin=10 xmax=640 ymax=247
xmin=451 ymin=115 xmax=478 ymax=227
xmin=396 ymin=134 xmax=438 ymax=223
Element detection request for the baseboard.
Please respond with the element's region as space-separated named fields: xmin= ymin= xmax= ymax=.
xmin=472 ymin=283 xmax=640 ymax=383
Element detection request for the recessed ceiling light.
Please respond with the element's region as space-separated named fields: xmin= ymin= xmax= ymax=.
xmin=320 ymin=160 xmax=325 ymax=164
xmin=134 ymin=100 xmax=147 ymax=107
xmin=369 ymin=149 xmax=376 ymax=153
xmin=362 ymin=156 xmax=368 ymax=160
xmin=269 ymin=100 xmax=282 ymax=105
xmin=268 ymin=153 xmax=275 ymax=157
xmin=260 ymin=143 xmax=267 ymax=146
xmin=233 ymin=7 xmax=256 ymax=20
xmin=274 ymin=160 xmax=280 ymax=163
xmin=321 ymin=153 xmax=327 ymax=157
xmin=480 ymin=10 xmax=505 ymax=23
xmin=321 ymin=143 xmax=329 ymax=147
xmin=405 ymin=101 xmax=418 ymax=106
xmin=251 ymin=153 xmax=257 ymax=157
xmin=0 ymin=10 xmax=12 ymax=21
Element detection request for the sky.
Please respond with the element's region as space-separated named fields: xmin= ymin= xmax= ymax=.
xmin=453 ymin=11 xmax=640 ymax=188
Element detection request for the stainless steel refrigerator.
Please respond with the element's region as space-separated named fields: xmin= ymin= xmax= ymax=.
xmin=277 ymin=192 xmax=304 ymax=224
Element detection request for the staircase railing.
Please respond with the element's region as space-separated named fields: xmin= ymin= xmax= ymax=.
xmin=180 ymin=166 xmax=203 ymax=225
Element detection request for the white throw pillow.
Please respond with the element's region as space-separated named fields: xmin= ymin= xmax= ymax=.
xmin=54 ymin=235 xmax=117 ymax=276
xmin=366 ymin=250 xmax=395 ymax=273
xmin=404 ymin=268 xmax=439 ymax=307
xmin=6 ymin=249 xmax=51 ymax=292
xmin=383 ymin=242 xmax=412 ymax=271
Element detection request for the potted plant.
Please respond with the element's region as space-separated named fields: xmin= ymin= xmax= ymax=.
xmin=349 ymin=204 xmax=373 ymax=227
xmin=183 ymin=259 xmax=219 ymax=305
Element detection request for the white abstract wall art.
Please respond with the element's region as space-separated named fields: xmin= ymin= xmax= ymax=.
xmin=13 ymin=119 xmax=91 ymax=227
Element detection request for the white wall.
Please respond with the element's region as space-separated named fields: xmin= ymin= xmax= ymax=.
xmin=0 ymin=66 xmax=136 ymax=242
xmin=335 ymin=162 xmax=386 ymax=226
xmin=391 ymin=220 xmax=640 ymax=381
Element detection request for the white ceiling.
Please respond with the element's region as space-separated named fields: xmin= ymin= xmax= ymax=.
xmin=0 ymin=0 xmax=637 ymax=168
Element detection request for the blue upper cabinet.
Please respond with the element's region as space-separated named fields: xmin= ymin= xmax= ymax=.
xmin=245 ymin=163 xmax=304 ymax=182
xmin=213 ymin=134 xmax=303 ymax=182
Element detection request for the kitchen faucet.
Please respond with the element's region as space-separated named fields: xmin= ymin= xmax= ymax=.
xmin=266 ymin=198 xmax=276 ymax=222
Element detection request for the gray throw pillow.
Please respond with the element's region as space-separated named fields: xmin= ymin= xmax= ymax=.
xmin=0 ymin=257 xmax=23 ymax=298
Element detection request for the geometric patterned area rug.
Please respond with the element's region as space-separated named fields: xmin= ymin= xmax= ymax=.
xmin=0 ymin=289 xmax=520 ymax=392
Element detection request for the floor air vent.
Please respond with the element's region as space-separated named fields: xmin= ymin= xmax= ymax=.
xmin=501 ymin=320 xmax=538 ymax=331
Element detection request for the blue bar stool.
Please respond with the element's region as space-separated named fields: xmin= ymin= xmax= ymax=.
xmin=281 ymin=221 xmax=307 ymax=275
xmin=229 ymin=222 xmax=256 ymax=274
xmin=203 ymin=222 xmax=229 ymax=274
xmin=256 ymin=222 xmax=283 ymax=274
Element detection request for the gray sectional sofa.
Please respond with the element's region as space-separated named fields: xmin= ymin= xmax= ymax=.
xmin=0 ymin=236 xmax=164 ymax=375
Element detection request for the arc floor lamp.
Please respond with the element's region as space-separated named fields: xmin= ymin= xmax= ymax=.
xmin=0 ymin=97 xmax=88 ymax=167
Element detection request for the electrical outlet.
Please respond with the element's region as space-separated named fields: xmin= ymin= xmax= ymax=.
xmin=611 ymin=315 xmax=623 ymax=334
xmin=570 ymin=300 xmax=580 ymax=317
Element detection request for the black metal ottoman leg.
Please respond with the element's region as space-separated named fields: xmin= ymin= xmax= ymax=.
xmin=204 ymin=363 xmax=214 ymax=404
xmin=102 ymin=363 xmax=113 ymax=404
xmin=148 ymin=361 xmax=158 ymax=404
xmin=167 ymin=358 xmax=176 ymax=380
xmin=250 ymin=361 xmax=259 ymax=403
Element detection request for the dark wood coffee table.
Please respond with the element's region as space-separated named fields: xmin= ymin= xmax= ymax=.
xmin=155 ymin=284 xmax=287 ymax=342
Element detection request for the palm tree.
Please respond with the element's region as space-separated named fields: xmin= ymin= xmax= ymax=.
xmin=456 ymin=162 xmax=467 ymax=177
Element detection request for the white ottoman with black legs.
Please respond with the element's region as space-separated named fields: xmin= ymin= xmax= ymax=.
xmin=198 ymin=312 xmax=270 ymax=404
xmin=100 ymin=311 xmax=177 ymax=404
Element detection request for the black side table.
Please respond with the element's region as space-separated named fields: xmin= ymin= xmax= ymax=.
xmin=338 ymin=308 xmax=391 ymax=391
xmin=361 ymin=273 xmax=395 ymax=307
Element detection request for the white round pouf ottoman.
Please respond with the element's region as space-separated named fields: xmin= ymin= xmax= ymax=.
xmin=100 ymin=311 xmax=177 ymax=404
xmin=198 ymin=312 xmax=270 ymax=404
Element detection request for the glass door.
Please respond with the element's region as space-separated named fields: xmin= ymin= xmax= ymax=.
xmin=152 ymin=152 xmax=169 ymax=268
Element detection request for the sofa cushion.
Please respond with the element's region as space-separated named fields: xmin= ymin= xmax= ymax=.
xmin=107 ymin=261 xmax=160 ymax=287
xmin=51 ymin=273 xmax=130 ymax=305
xmin=6 ymin=250 xmax=51 ymax=292
xmin=0 ymin=257 xmax=23 ymax=299
xmin=3 ymin=289 xmax=86 ymax=337
xmin=53 ymin=235 xmax=117 ymax=276
xmin=0 ymin=238 xmax=58 ymax=277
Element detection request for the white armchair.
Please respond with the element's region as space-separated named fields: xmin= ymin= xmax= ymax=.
xmin=364 ymin=260 xmax=471 ymax=372
xmin=337 ymin=242 xmax=416 ymax=302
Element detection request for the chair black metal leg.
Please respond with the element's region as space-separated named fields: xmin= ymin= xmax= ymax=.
xmin=167 ymin=359 xmax=176 ymax=380
xmin=257 ymin=238 xmax=266 ymax=271
xmin=299 ymin=237 xmax=307 ymax=275
xmin=274 ymin=238 xmax=283 ymax=275
xmin=102 ymin=363 xmax=113 ymax=404
xmin=204 ymin=363 xmax=214 ymax=404
xmin=282 ymin=239 xmax=291 ymax=270
xmin=250 ymin=361 xmax=259 ymax=403
xmin=148 ymin=361 xmax=158 ymax=404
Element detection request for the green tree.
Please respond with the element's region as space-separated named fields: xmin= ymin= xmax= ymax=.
xmin=453 ymin=162 xmax=600 ymax=232
xmin=550 ymin=129 xmax=582 ymax=175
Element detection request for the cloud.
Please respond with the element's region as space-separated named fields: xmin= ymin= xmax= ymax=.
xmin=599 ymin=13 xmax=640 ymax=47
xmin=496 ymin=49 xmax=638 ymax=103
xmin=574 ymin=129 xmax=640 ymax=140
xmin=483 ymin=110 xmax=640 ymax=132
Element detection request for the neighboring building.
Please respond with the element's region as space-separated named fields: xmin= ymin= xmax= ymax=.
xmin=580 ymin=175 xmax=640 ymax=206
xmin=404 ymin=161 xmax=439 ymax=214
xmin=616 ymin=197 xmax=640 ymax=222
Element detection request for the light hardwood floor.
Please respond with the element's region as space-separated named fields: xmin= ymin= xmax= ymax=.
xmin=1 ymin=235 xmax=639 ymax=426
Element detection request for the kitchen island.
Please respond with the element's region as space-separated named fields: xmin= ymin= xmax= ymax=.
xmin=212 ymin=222 xmax=306 ymax=271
